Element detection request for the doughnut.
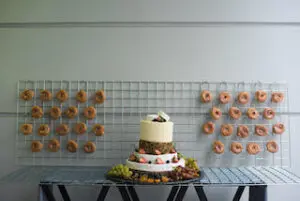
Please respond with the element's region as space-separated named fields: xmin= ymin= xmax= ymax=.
xmin=210 ymin=107 xmax=222 ymax=120
xmin=229 ymin=107 xmax=242 ymax=120
xmin=95 ymin=90 xmax=106 ymax=104
xmin=83 ymin=106 xmax=96 ymax=119
xmin=247 ymin=108 xmax=259 ymax=120
xmin=230 ymin=142 xmax=243 ymax=154
xmin=40 ymin=90 xmax=52 ymax=101
xmin=203 ymin=121 xmax=215 ymax=134
xmin=64 ymin=106 xmax=78 ymax=119
xmin=31 ymin=106 xmax=43 ymax=118
xmin=38 ymin=124 xmax=50 ymax=136
xmin=255 ymin=90 xmax=267 ymax=103
xmin=266 ymin=141 xmax=279 ymax=153
xmin=92 ymin=124 xmax=105 ymax=136
xmin=255 ymin=125 xmax=268 ymax=136
xmin=56 ymin=124 xmax=70 ymax=136
xmin=74 ymin=122 xmax=87 ymax=135
xmin=273 ymin=123 xmax=285 ymax=134
xmin=67 ymin=140 xmax=78 ymax=153
xmin=83 ymin=141 xmax=96 ymax=153
xmin=247 ymin=143 xmax=261 ymax=155
xmin=237 ymin=92 xmax=250 ymax=105
xmin=20 ymin=89 xmax=34 ymax=101
xmin=221 ymin=124 xmax=233 ymax=136
xmin=20 ymin=124 xmax=33 ymax=135
xmin=49 ymin=106 xmax=62 ymax=119
xmin=48 ymin=139 xmax=60 ymax=152
xmin=200 ymin=90 xmax=212 ymax=103
xmin=271 ymin=92 xmax=284 ymax=103
xmin=219 ymin=92 xmax=231 ymax=104
xmin=237 ymin=125 xmax=249 ymax=138
xmin=76 ymin=90 xmax=87 ymax=103
xmin=56 ymin=89 xmax=68 ymax=102
xmin=263 ymin=108 xmax=275 ymax=120
xmin=31 ymin=141 xmax=43 ymax=152
xmin=212 ymin=141 xmax=224 ymax=154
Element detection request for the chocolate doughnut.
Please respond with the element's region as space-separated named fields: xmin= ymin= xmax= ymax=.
xmin=38 ymin=124 xmax=50 ymax=136
xmin=230 ymin=142 xmax=243 ymax=154
xmin=255 ymin=90 xmax=267 ymax=103
xmin=31 ymin=141 xmax=43 ymax=152
xmin=20 ymin=124 xmax=33 ymax=135
xmin=203 ymin=121 xmax=215 ymax=134
xmin=40 ymin=90 xmax=52 ymax=101
xmin=95 ymin=90 xmax=106 ymax=104
xmin=255 ymin=125 xmax=268 ymax=136
xmin=92 ymin=124 xmax=105 ymax=136
xmin=83 ymin=141 xmax=96 ymax=153
xmin=263 ymin=108 xmax=275 ymax=120
xmin=266 ymin=141 xmax=279 ymax=153
xmin=31 ymin=106 xmax=43 ymax=118
xmin=237 ymin=125 xmax=249 ymax=138
xmin=221 ymin=124 xmax=233 ymax=136
xmin=272 ymin=123 xmax=285 ymax=134
xmin=56 ymin=89 xmax=68 ymax=102
xmin=67 ymin=140 xmax=78 ymax=153
xmin=237 ymin=92 xmax=250 ymax=104
xmin=64 ymin=106 xmax=78 ymax=119
xmin=49 ymin=106 xmax=62 ymax=119
xmin=48 ymin=139 xmax=60 ymax=152
xmin=20 ymin=89 xmax=34 ymax=101
xmin=247 ymin=108 xmax=259 ymax=120
xmin=271 ymin=92 xmax=284 ymax=103
xmin=229 ymin=107 xmax=242 ymax=120
xmin=212 ymin=141 xmax=224 ymax=154
xmin=76 ymin=90 xmax=87 ymax=103
xmin=210 ymin=107 xmax=222 ymax=120
xmin=200 ymin=90 xmax=212 ymax=103
xmin=56 ymin=124 xmax=70 ymax=136
xmin=247 ymin=143 xmax=261 ymax=155
xmin=74 ymin=122 xmax=87 ymax=135
xmin=219 ymin=92 xmax=231 ymax=104
xmin=83 ymin=106 xmax=96 ymax=119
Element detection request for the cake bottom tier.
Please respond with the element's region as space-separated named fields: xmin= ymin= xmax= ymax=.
xmin=126 ymin=158 xmax=185 ymax=172
xmin=139 ymin=140 xmax=174 ymax=154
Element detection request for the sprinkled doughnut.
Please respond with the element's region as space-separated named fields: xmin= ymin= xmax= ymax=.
xmin=221 ymin=124 xmax=233 ymax=136
xmin=20 ymin=89 xmax=34 ymax=101
xmin=247 ymin=143 xmax=261 ymax=155
xmin=83 ymin=106 xmax=96 ymax=119
xmin=210 ymin=107 xmax=222 ymax=120
xmin=247 ymin=108 xmax=259 ymax=120
xmin=74 ymin=122 xmax=87 ymax=135
xmin=20 ymin=124 xmax=33 ymax=135
xmin=67 ymin=140 xmax=78 ymax=153
xmin=203 ymin=121 xmax=215 ymax=134
xmin=64 ymin=106 xmax=78 ymax=119
xmin=76 ymin=90 xmax=87 ymax=103
xmin=48 ymin=139 xmax=60 ymax=152
xmin=49 ymin=106 xmax=62 ymax=119
xmin=229 ymin=107 xmax=242 ymax=120
xmin=255 ymin=125 xmax=268 ymax=136
xmin=40 ymin=90 xmax=52 ymax=101
xmin=231 ymin=142 xmax=243 ymax=154
xmin=95 ymin=90 xmax=106 ymax=104
xmin=255 ymin=90 xmax=267 ymax=103
xmin=266 ymin=141 xmax=279 ymax=153
xmin=271 ymin=92 xmax=284 ymax=103
xmin=92 ymin=124 xmax=105 ymax=136
xmin=31 ymin=106 xmax=43 ymax=118
xmin=263 ymin=108 xmax=275 ymax=120
xmin=31 ymin=141 xmax=43 ymax=152
xmin=237 ymin=125 xmax=249 ymax=138
xmin=212 ymin=141 xmax=224 ymax=154
xmin=56 ymin=89 xmax=68 ymax=102
xmin=273 ymin=123 xmax=285 ymax=134
xmin=200 ymin=90 xmax=212 ymax=103
xmin=38 ymin=124 xmax=50 ymax=136
xmin=219 ymin=91 xmax=231 ymax=104
xmin=84 ymin=141 xmax=96 ymax=153
xmin=237 ymin=92 xmax=250 ymax=104
xmin=56 ymin=124 xmax=70 ymax=136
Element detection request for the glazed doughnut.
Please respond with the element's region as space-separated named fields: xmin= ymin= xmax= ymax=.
xmin=271 ymin=92 xmax=284 ymax=103
xmin=210 ymin=107 xmax=222 ymax=120
xmin=20 ymin=124 xmax=33 ymax=135
xmin=31 ymin=106 xmax=43 ymax=118
xmin=219 ymin=92 xmax=231 ymax=104
xmin=255 ymin=125 xmax=268 ymax=136
xmin=212 ymin=141 xmax=224 ymax=154
xmin=247 ymin=108 xmax=259 ymax=120
xmin=83 ymin=106 xmax=96 ymax=119
xmin=49 ymin=106 xmax=62 ymax=119
xmin=237 ymin=125 xmax=249 ymax=138
xmin=255 ymin=90 xmax=267 ymax=103
xmin=273 ymin=123 xmax=285 ymax=134
xmin=263 ymin=108 xmax=275 ymax=120
xmin=266 ymin=140 xmax=279 ymax=153
xmin=95 ymin=90 xmax=106 ymax=104
xmin=67 ymin=140 xmax=78 ymax=153
xmin=221 ymin=124 xmax=233 ymax=136
xmin=31 ymin=141 xmax=43 ymax=152
xmin=230 ymin=142 xmax=243 ymax=154
xmin=237 ymin=92 xmax=250 ymax=105
xmin=74 ymin=122 xmax=87 ymax=135
xmin=56 ymin=89 xmax=68 ymax=102
xmin=83 ymin=141 xmax=96 ymax=153
xmin=40 ymin=90 xmax=52 ymax=101
xmin=247 ymin=143 xmax=261 ymax=155
xmin=20 ymin=89 xmax=34 ymax=101
xmin=92 ymin=124 xmax=105 ymax=136
xmin=200 ymin=90 xmax=212 ymax=103
xmin=229 ymin=107 xmax=242 ymax=120
xmin=203 ymin=121 xmax=215 ymax=134
xmin=76 ymin=90 xmax=87 ymax=103
xmin=38 ymin=124 xmax=50 ymax=136
xmin=48 ymin=139 xmax=60 ymax=152
xmin=56 ymin=124 xmax=70 ymax=136
xmin=64 ymin=106 xmax=78 ymax=119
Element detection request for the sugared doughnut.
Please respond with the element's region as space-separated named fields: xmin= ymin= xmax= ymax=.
xmin=83 ymin=141 xmax=96 ymax=153
xmin=31 ymin=141 xmax=43 ymax=152
xmin=210 ymin=107 xmax=222 ymax=120
xmin=20 ymin=89 xmax=34 ymax=101
xmin=212 ymin=141 xmax=224 ymax=154
xmin=237 ymin=125 xmax=249 ymax=138
xmin=56 ymin=89 xmax=68 ymax=102
xmin=230 ymin=142 xmax=243 ymax=154
xmin=67 ymin=140 xmax=78 ymax=153
xmin=229 ymin=107 xmax=242 ymax=120
xmin=203 ymin=121 xmax=215 ymax=134
xmin=31 ymin=106 xmax=43 ymax=118
xmin=83 ymin=106 xmax=96 ymax=119
xmin=219 ymin=92 xmax=231 ymax=104
xmin=49 ymin=106 xmax=62 ymax=119
xmin=273 ymin=123 xmax=285 ymax=134
xmin=48 ymin=139 xmax=60 ymax=152
xmin=76 ymin=90 xmax=87 ymax=103
xmin=38 ymin=124 xmax=50 ymax=136
xmin=200 ymin=90 xmax=212 ymax=103
xmin=92 ymin=124 xmax=105 ymax=136
xmin=64 ymin=106 xmax=78 ymax=119
xmin=247 ymin=143 xmax=261 ymax=155
xmin=271 ymin=92 xmax=284 ymax=103
xmin=95 ymin=90 xmax=106 ymax=104
xmin=40 ymin=90 xmax=52 ymax=101
xmin=56 ymin=124 xmax=70 ymax=136
xmin=255 ymin=90 xmax=267 ymax=103
xmin=74 ymin=122 xmax=87 ymax=135
xmin=255 ymin=125 xmax=268 ymax=136
xmin=221 ymin=124 xmax=233 ymax=136
xmin=266 ymin=141 xmax=279 ymax=153
xmin=20 ymin=124 xmax=33 ymax=135
xmin=247 ymin=108 xmax=259 ymax=120
xmin=237 ymin=92 xmax=250 ymax=104
xmin=263 ymin=108 xmax=275 ymax=120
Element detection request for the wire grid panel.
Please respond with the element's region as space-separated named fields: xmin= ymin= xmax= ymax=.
xmin=16 ymin=80 xmax=290 ymax=167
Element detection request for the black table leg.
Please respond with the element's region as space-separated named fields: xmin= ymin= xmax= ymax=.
xmin=127 ymin=186 xmax=140 ymax=201
xmin=194 ymin=186 xmax=207 ymax=201
xmin=41 ymin=184 xmax=56 ymax=201
xmin=249 ymin=185 xmax=267 ymax=201
xmin=118 ymin=186 xmax=131 ymax=201
xmin=167 ymin=186 xmax=180 ymax=201
xmin=58 ymin=185 xmax=71 ymax=201
xmin=233 ymin=186 xmax=245 ymax=201
xmin=174 ymin=186 xmax=189 ymax=201
xmin=97 ymin=186 xmax=110 ymax=201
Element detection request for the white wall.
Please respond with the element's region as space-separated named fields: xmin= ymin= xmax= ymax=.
xmin=1 ymin=1 xmax=300 ymax=201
